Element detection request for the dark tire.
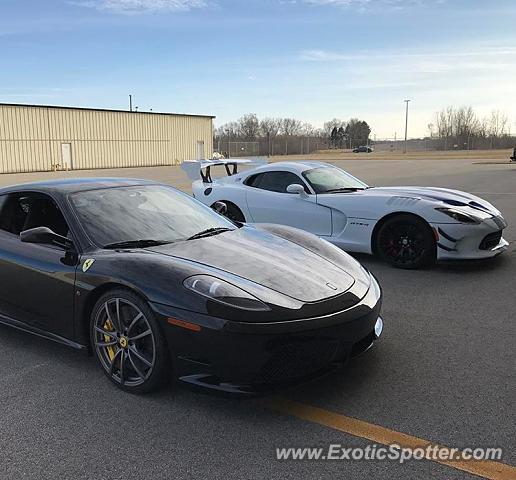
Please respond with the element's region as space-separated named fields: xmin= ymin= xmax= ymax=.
xmin=218 ymin=201 xmax=245 ymax=223
xmin=375 ymin=214 xmax=436 ymax=269
xmin=90 ymin=288 xmax=170 ymax=394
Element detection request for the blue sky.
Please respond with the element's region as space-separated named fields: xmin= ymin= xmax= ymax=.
xmin=1 ymin=0 xmax=515 ymax=138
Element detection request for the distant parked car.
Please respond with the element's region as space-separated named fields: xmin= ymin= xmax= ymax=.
xmin=510 ymin=147 xmax=516 ymax=162
xmin=353 ymin=146 xmax=373 ymax=153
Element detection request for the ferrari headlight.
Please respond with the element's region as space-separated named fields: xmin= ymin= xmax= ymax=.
xmin=435 ymin=207 xmax=481 ymax=224
xmin=184 ymin=275 xmax=270 ymax=311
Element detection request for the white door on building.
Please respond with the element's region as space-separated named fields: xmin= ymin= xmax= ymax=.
xmin=61 ymin=143 xmax=73 ymax=170
xmin=197 ymin=141 xmax=205 ymax=160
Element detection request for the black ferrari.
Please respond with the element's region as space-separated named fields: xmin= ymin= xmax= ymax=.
xmin=0 ymin=178 xmax=383 ymax=394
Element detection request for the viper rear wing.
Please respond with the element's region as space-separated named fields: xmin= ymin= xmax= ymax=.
xmin=181 ymin=157 xmax=267 ymax=183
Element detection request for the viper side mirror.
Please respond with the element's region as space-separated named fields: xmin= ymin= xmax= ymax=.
xmin=286 ymin=184 xmax=308 ymax=197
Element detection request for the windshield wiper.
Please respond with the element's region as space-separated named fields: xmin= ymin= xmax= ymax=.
xmin=325 ymin=187 xmax=366 ymax=193
xmin=103 ymin=239 xmax=173 ymax=250
xmin=187 ymin=227 xmax=233 ymax=241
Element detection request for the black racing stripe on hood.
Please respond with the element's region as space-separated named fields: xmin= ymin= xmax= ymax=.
xmin=413 ymin=194 xmax=491 ymax=213
xmin=468 ymin=201 xmax=492 ymax=213
xmin=429 ymin=197 xmax=467 ymax=206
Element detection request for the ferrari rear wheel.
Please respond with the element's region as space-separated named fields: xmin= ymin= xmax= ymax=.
xmin=91 ymin=289 xmax=169 ymax=393
xmin=376 ymin=214 xmax=436 ymax=269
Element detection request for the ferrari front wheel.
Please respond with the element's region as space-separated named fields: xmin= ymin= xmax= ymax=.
xmin=90 ymin=289 xmax=169 ymax=393
xmin=375 ymin=214 xmax=436 ymax=269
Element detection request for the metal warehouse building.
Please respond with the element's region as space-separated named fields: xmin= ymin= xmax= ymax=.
xmin=0 ymin=103 xmax=214 ymax=174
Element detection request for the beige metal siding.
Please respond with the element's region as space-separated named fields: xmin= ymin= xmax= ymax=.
xmin=0 ymin=104 xmax=213 ymax=173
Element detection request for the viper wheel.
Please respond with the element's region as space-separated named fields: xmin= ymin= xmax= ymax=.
xmin=219 ymin=202 xmax=245 ymax=223
xmin=375 ymin=214 xmax=436 ymax=269
xmin=90 ymin=289 xmax=169 ymax=393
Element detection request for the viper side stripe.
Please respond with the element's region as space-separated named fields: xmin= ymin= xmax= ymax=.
xmin=438 ymin=228 xmax=459 ymax=243
xmin=437 ymin=242 xmax=457 ymax=252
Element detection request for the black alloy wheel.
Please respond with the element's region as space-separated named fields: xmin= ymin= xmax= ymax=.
xmin=376 ymin=214 xmax=436 ymax=269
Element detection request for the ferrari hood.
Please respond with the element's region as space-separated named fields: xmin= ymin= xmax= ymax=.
xmin=148 ymin=227 xmax=358 ymax=303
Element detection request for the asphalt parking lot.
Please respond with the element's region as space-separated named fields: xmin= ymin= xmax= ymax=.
xmin=0 ymin=158 xmax=514 ymax=479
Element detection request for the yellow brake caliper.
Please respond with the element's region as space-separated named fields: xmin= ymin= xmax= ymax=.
xmin=103 ymin=319 xmax=117 ymax=361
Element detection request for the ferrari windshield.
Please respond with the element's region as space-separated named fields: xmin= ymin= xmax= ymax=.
xmin=303 ymin=167 xmax=368 ymax=194
xmin=70 ymin=185 xmax=235 ymax=247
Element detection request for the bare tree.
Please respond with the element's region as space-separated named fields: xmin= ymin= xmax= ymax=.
xmin=487 ymin=110 xmax=508 ymax=137
xmin=434 ymin=107 xmax=458 ymax=149
xmin=217 ymin=122 xmax=239 ymax=138
xmin=432 ymin=106 xmax=512 ymax=150
xmin=279 ymin=118 xmax=303 ymax=154
xmin=237 ymin=113 xmax=260 ymax=141
xmin=280 ymin=118 xmax=303 ymax=136
xmin=453 ymin=106 xmax=478 ymax=149
xmin=299 ymin=123 xmax=317 ymax=154
xmin=260 ymin=118 xmax=281 ymax=156
xmin=259 ymin=118 xmax=281 ymax=137
xmin=487 ymin=110 xmax=508 ymax=148
xmin=214 ymin=121 xmax=240 ymax=155
xmin=301 ymin=122 xmax=315 ymax=136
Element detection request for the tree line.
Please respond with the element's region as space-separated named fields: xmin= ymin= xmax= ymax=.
xmin=428 ymin=107 xmax=513 ymax=150
xmin=214 ymin=114 xmax=372 ymax=156
xmin=214 ymin=107 xmax=514 ymax=157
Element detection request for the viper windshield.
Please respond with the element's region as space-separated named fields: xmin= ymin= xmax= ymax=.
xmin=70 ymin=185 xmax=235 ymax=247
xmin=303 ymin=167 xmax=368 ymax=194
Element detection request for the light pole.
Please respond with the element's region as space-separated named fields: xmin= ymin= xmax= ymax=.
xmin=225 ymin=129 xmax=231 ymax=158
xmin=403 ymin=99 xmax=410 ymax=154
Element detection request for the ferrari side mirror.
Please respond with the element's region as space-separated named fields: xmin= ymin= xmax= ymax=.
xmin=20 ymin=226 xmax=74 ymax=250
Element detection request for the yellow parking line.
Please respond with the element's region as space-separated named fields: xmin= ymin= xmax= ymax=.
xmin=262 ymin=397 xmax=516 ymax=480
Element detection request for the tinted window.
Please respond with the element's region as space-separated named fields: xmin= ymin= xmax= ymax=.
xmin=0 ymin=192 xmax=69 ymax=237
xmin=70 ymin=185 xmax=235 ymax=247
xmin=0 ymin=195 xmax=8 ymax=232
xmin=245 ymin=173 xmax=264 ymax=188
xmin=0 ymin=195 xmax=6 ymax=215
xmin=255 ymin=171 xmax=306 ymax=193
xmin=303 ymin=167 xmax=368 ymax=194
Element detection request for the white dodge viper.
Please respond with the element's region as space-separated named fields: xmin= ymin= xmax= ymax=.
xmin=182 ymin=159 xmax=508 ymax=268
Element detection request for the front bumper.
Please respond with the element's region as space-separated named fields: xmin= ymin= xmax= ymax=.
xmin=151 ymin=276 xmax=383 ymax=394
xmin=432 ymin=215 xmax=509 ymax=260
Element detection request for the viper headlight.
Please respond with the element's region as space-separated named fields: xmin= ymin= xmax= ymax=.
xmin=435 ymin=207 xmax=482 ymax=224
xmin=183 ymin=275 xmax=270 ymax=311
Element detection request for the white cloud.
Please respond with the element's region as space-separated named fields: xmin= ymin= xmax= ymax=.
xmin=300 ymin=49 xmax=360 ymax=61
xmin=299 ymin=46 xmax=516 ymax=69
xmin=293 ymin=43 xmax=516 ymax=137
xmin=298 ymin=46 xmax=516 ymax=89
xmin=303 ymin=0 xmax=442 ymax=11
xmin=72 ymin=0 xmax=208 ymax=14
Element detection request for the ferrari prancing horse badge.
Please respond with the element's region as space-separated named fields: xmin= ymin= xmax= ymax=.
xmin=82 ymin=259 xmax=95 ymax=273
